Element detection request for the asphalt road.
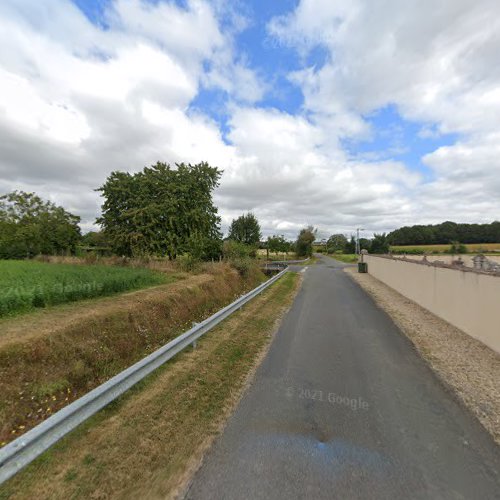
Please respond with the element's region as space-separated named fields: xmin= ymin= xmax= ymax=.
xmin=185 ymin=256 xmax=500 ymax=499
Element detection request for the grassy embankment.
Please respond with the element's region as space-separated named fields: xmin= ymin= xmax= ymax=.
xmin=0 ymin=271 xmax=300 ymax=500
xmin=0 ymin=260 xmax=168 ymax=318
xmin=0 ymin=259 xmax=265 ymax=449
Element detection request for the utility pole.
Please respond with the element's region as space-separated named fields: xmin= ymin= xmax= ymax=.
xmin=356 ymin=228 xmax=365 ymax=255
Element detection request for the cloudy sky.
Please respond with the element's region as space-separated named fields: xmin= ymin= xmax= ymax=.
xmin=1 ymin=0 xmax=499 ymax=238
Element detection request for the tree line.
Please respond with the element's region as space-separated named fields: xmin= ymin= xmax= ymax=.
xmin=0 ymin=192 xmax=81 ymax=259
xmin=2 ymin=160 xmax=499 ymax=260
xmin=326 ymin=233 xmax=389 ymax=254
xmin=386 ymin=221 xmax=500 ymax=246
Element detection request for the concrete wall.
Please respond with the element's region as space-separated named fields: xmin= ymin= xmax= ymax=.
xmin=364 ymin=255 xmax=500 ymax=354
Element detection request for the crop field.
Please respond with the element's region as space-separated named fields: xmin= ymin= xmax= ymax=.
xmin=390 ymin=243 xmax=500 ymax=254
xmin=0 ymin=260 xmax=167 ymax=318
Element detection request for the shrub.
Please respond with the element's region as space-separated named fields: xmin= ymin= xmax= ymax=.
xmin=449 ymin=241 xmax=467 ymax=254
xmin=223 ymin=240 xmax=254 ymax=260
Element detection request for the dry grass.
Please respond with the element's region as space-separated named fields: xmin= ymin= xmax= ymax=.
xmin=345 ymin=267 xmax=500 ymax=445
xmin=0 ymin=263 xmax=263 ymax=447
xmin=0 ymin=272 xmax=301 ymax=500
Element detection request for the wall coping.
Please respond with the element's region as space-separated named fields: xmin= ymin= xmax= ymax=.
xmin=365 ymin=254 xmax=500 ymax=278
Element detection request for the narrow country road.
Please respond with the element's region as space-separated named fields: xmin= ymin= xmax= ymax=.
xmin=185 ymin=256 xmax=500 ymax=499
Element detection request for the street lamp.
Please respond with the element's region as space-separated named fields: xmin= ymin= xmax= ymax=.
xmin=356 ymin=228 xmax=365 ymax=255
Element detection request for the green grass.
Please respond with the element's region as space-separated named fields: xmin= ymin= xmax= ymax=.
xmin=0 ymin=260 xmax=167 ymax=318
xmin=328 ymin=254 xmax=358 ymax=263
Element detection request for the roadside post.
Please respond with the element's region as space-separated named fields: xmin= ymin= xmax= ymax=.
xmin=358 ymin=249 xmax=368 ymax=273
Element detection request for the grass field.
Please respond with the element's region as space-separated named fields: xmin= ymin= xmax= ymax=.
xmin=329 ymin=254 xmax=358 ymax=263
xmin=0 ymin=260 xmax=167 ymax=318
xmin=390 ymin=243 xmax=500 ymax=253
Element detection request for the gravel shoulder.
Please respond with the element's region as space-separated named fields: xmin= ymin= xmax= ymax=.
xmin=345 ymin=266 xmax=500 ymax=445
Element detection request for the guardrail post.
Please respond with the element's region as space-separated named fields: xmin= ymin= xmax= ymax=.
xmin=192 ymin=322 xmax=198 ymax=349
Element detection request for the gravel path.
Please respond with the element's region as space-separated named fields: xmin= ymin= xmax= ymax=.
xmin=345 ymin=266 xmax=500 ymax=445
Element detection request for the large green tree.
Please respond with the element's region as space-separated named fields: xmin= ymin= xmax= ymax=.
xmin=97 ymin=162 xmax=222 ymax=259
xmin=327 ymin=233 xmax=348 ymax=253
xmin=0 ymin=191 xmax=81 ymax=258
xmin=296 ymin=226 xmax=316 ymax=257
xmin=227 ymin=213 xmax=262 ymax=246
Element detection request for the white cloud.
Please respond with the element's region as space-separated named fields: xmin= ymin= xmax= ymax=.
xmin=266 ymin=0 xmax=500 ymax=230
xmin=0 ymin=0 xmax=261 ymax=232
xmin=1 ymin=0 xmax=499 ymax=240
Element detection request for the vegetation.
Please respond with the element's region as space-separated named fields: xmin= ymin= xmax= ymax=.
xmin=387 ymin=221 xmax=500 ymax=246
xmin=370 ymin=233 xmax=390 ymax=254
xmin=0 ymin=191 xmax=81 ymax=259
xmin=97 ymin=162 xmax=222 ymax=259
xmin=329 ymin=254 xmax=358 ymax=263
xmin=266 ymin=234 xmax=293 ymax=259
xmin=227 ymin=213 xmax=262 ymax=247
xmin=0 ymin=264 xmax=264 ymax=449
xmin=449 ymin=241 xmax=467 ymax=254
xmin=327 ymin=234 xmax=348 ymax=253
xmin=0 ymin=260 xmax=166 ymax=317
xmin=0 ymin=272 xmax=300 ymax=499
xmin=222 ymin=240 xmax=262 ymax=278
xmin=296 ymin=226 xmax=316 ymax=257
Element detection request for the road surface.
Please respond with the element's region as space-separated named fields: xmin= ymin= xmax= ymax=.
xmin=185 ymin=256 xmax=500 ymax=499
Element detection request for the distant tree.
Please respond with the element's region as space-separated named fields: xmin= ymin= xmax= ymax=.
xmin=345 ymin=235 xmax=356 ymax=254
xmin=296 ymin=226 xmax=316 ymax=257
xmin=327 ymin=234 xmax=348 ymax=253
xmin=227 ymin=213 xmax=262 ymax=246
xmin=387 ymin=221 xmax=500 ymax=246
xmin=359 ymin=238 xmax=372 ymax=252
xmin=97 ymin=162 xmax=222 ymax=259
xmin=0 ymin=191 xmax=81 ymax=259
xmin=370 ymin=233 xmax=390 ymax=254
xmin=81 ymin=231 xmax=109 ymax=248
xmin=266 ymin=234 xmax=291 ymax=259
xmin=267 ymin=235 xmax=287 ymax=254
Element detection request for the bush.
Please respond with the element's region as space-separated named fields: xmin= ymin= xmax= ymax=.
xmin=449 ymin=241 xmax=467 ymax=254
xmin=223 ymin=240 xmax=255 ymax=260
xmin=229 ymin=257 xmax=253 ymax=278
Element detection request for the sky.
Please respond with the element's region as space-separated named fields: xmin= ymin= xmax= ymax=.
xmin=1 ymin=0 xmax=499 ymax=239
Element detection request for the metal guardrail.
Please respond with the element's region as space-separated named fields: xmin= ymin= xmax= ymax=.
xmin=0 ymin=267 xmax=288 ymax=485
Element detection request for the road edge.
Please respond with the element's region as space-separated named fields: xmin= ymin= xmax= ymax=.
xmin=344 ymin=267 xmax=500 ymax=447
